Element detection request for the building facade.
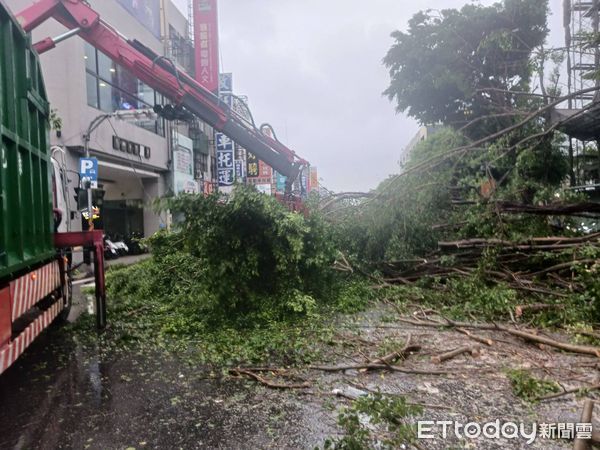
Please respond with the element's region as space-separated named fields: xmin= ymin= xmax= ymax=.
xmin=399 ymin=125 xmax=442 ymax=169
xmin=6 ymin=0 xmax=217 ymax=238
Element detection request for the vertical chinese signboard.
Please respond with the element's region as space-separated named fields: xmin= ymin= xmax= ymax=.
xmin=309 ymin=166 xmax=319 ymax=193
xmin=246 ymin=152 xmax=259 ymax=178
xmin=216 ymin=132 xmax=234 ymax=187
xmin=216 ymin=73 xmax=234 ymax=188
xmin=193 ymin=0 xmax=219 ymax=93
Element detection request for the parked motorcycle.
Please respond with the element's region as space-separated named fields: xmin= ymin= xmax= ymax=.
xmin=104 ymin=235 xmax=119 ymax=260
xmin=113 ymin=239 xmax=129 ymax=256
xmin=123 ymin=232 xmax=147 ymax=255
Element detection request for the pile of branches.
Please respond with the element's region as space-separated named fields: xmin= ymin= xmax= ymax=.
xmin=378 ymin=232 xmax=600 ymax=297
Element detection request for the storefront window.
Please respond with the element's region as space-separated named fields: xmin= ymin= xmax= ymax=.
xmin=84 ymin=43 xmax=165 ymax=136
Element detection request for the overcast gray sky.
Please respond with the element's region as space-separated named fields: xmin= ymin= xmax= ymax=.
xmin=175 ymin=0 xmax=564 ymax=192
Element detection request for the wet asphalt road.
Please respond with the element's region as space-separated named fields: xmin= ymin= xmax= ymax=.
xmin=0 ymin=258 xmax=330 ymax=450
xmin=0 ymin=317 xmax=328 ymax=450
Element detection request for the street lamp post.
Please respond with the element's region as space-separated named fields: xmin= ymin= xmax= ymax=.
xmin=82 ymin=114 xmax=112 ymax=231
xmin=82 ymin=109 xmax=157 ymax=230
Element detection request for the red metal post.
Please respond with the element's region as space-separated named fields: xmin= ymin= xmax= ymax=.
xmin=93 ymin=238 xmax=106 ymax=328
xmin=54 ymin=231 xmax=106 ymax=328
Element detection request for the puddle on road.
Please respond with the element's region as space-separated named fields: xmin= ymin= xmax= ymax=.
xmin=0 ymin=328 xmax=332 ymax=450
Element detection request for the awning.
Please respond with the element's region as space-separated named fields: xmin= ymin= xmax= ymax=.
xmin=552 ymin=105 xmax=600 ymax=141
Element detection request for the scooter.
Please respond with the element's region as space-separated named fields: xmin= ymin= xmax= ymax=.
xmin=104 ymin=235 xmax=119 ymax=260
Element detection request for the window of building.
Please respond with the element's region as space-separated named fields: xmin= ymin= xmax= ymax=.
xmin=167 ymin=25 xmax=194 ymax=75
xmin=84 ymin=43 xmax=165 ymax=136
xmin=194 ymin=153 xmax=208 ymax=178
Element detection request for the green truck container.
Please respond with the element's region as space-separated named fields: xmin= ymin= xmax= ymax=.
xmin=0 ymin=2 xmax=54 ymax=280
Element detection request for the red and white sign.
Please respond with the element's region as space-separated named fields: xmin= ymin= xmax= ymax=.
xmin=309 ymin=166 xmax=319 ymax=193
xmin=193 ymin=0 xmax=219 ymax=93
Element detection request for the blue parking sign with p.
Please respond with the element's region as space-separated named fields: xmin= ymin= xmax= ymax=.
xmin=79 ymin=157 xmax=98 ymax=188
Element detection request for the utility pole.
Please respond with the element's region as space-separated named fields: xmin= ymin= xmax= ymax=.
xmin=82 ymin=110 xmax=158 ymax=230
xmin=82 ymin=114 xmax=112 ymax=231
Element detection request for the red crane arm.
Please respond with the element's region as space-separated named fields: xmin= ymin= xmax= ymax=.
xmin=15 ymin=0 xmax=306 ymax=181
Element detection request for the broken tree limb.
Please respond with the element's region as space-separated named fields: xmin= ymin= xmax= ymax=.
xmin=307 ymin=337 xmax=423 ymax=373
xmin=496 ymin=201 xmax=600 ymax=216
xmin=438 ymin=233 xmax=600 ymax=250
xmin=510 ymin=285 xmax=570 ymax=298
xmin=456 ymin=327 xmax=494 ymax=346
xmin=333 ymin=251 xmax=354 ymax=273
xmin=574 ymin=399 xmax=595 ymax=450
xmin=395 ymin=316 xmax=600 ymax=358
xmin=431 ymin=346 xmax=480 ymax=363
xmin=229 ymin=368 xmax=310 ymax=389
xmin=528 ymin=259 xmax=597 ymax=278
xmin=576 ymin=330 xmax=600 ymax=341
xmin=538 ymin=383 xmax=600 ymax=402
xmin=308 ymin=363 xmax=453 ymax=375
xmin=504 ymin=328 xmax=600 ymax=358
xmin=368 ymin=334 xmax=421 ymax=365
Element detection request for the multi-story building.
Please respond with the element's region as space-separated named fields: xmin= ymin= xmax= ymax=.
xmin=399 ymin=125 xmax=442 ymax=169
xmin=5 ymin=0 xmax=217 ymax=238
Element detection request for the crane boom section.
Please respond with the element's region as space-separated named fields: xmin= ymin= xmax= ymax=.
xmin=16 ymin=0 xmax=305 ymax=180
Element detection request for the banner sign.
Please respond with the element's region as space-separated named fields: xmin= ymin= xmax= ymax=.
xmin=275 ymin=171 xmax=287 ymax=193
xmin=117 ymin=0 xmax=160 ymax=38
xmin=246 ymin=152 xmax=259 ymax=178
xmin=216 ymin=132 xmax=234 ymax=186
xmin=219 ymin=73 xmax=233 ymax=93
xmin=309 ymin=166 xmax=319 ymax=193
xmin=235 ymin=160 xmax=245 ymax=180
xmin=216 ymin=78 xmax=234 ymax=186
xmin=194 ymin=0 xmax=219 ymax=93
xmin=259 ymin=160 xmax=273 ymax=180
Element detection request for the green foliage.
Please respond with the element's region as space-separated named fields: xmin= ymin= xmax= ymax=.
xmin=88 ymin=249 xmax=343 ymax=366
xmin=506 ymin=369 xmax=560 ymax=402
xmin=335 ymin=128 xmax=467 ymax=263
xmin=333 ymin=278 xmax=376 ymax=313
xmin=322 ymin=393 xmax=422 ymax=449
xmin=383 ymin=0 xmax=548 ymax=138
xmin=334 ymin=120 xmax=578 ymax=268
xmin=377 ymin=269 xmax=597 ymax=327
xmin=155 ymin=186 xmax=339 ymax=326
xmin=569 ymin=257 xmax=600 ymax=321
xmin=81 ymin=186 xmax=380 ymax=365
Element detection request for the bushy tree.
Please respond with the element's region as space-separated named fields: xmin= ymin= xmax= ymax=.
xmin=337 ymin=129 xmax=468 ymax=262
xmin=157 ymin=186 xmax=339 ymax=325
xmin=383 ymin=0 xmax=549 ymax=138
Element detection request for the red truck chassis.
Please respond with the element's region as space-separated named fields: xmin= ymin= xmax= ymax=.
xmin=0 ymin=231 xmax=105 ymax=375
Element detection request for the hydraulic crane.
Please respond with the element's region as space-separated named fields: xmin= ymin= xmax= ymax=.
xmin=16 ymin=0 xmax=309 ymax=194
